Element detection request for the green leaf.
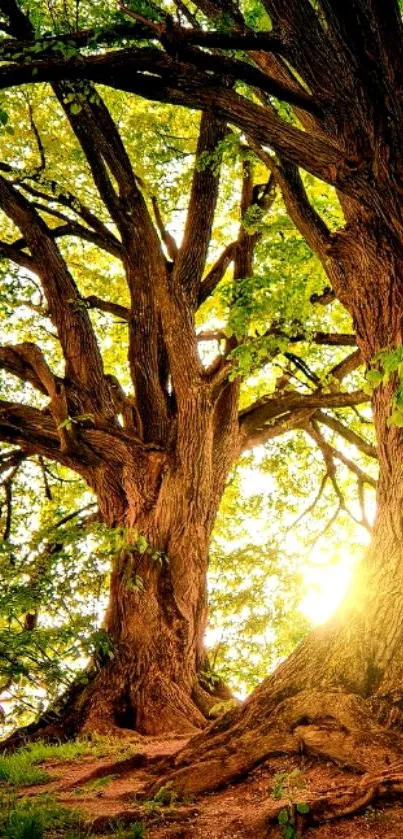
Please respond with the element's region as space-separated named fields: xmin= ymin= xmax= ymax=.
xmin=296 ymin=802 xmax=310 ymax=814
xmin=366 ymin=369 xmax=383 ymax=386
xmin=57 ymin=417 xmax=73 ymax=430
xmin=387 ymin=409 xmax=403 ymax=427
xmin=278 ymin=809 xmax=289 ymax=825
xmin=135 ymin=535 xmax=149 ymax=553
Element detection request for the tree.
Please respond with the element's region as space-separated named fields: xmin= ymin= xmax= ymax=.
xmin=0 ymin=0 xmax=374 ymax=744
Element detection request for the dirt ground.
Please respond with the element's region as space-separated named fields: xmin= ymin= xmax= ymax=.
xmin=18 ymin=735 xmax=403 ymax=838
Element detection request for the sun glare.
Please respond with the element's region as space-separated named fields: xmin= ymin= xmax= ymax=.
xmin=299 ymin=561 xmax=354 ymax=625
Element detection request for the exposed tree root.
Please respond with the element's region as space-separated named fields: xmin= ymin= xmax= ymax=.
xmin=88 ymin=804 xmax=200 ymax=835
xmin=248 ymin=764 xmax=403 ymax=834
xmin=147 ymin=690 xmax=403 ymax=798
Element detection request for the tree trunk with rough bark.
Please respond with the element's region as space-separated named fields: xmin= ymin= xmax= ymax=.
xmin=153 ymin=235 xmax=403 ymax=798
xmin=67 ymin=476 xmax=232 ymax=737
xmin=6 ymin=383 xmax=242 ymax=744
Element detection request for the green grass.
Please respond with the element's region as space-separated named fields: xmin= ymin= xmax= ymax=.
xmin=0 ymin=753 xmax=49 ymax=787
xmin=83 ymin=773 xmax=117 ymax=791
xmin=0 ymin=736 xmax=138 ymax=788
xmin=0 ymin=792 xmax=90 ymax=838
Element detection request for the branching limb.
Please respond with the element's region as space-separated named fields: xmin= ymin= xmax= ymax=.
xmin=45 ymin=221 xmax=123 ymax=259
xmin=0 ymin=343 xmax=53 ymax=393
xmin=0 ymin=399 xmax=69 ymax=462
xmin=0 ymin=0 xmax=34 ymax=39
xmin=248 ymin=139 xmax=332 ymax=261
xmin=0 ymin=53 xmax=347 ymax=188
xmin=305 ymin=419 xmax=375 ymax=532
xmin=84 ymin=296 xmax=130 ymax=321
xmin=328 ymin=348 xmax=362 ymax=381
xmin=0 ymin=343 xmax=78 ymax=451
xmin=289 ymin=471 xmax=329 ymax=530
xmin=198 ymin=242 xmax=237 ymax=306
xmin=239 ymin=388 xmax=369 ymax=451
xmin=0 ymin=174 xmax=107 ymax=411
xmin=17 ymin=177 xmax=123 ymax=252
xmin=314 ymin=409 xmax=377 ymax=459
xmin=151 ymin=195 xmax=178 ymax=261
xmin=173 ymin=113 xmax=226 ymax=308
xmin=262 ymin=0 xmax=342 ymax=98
xmin=307 ymin=422 xmax=377 ymax=489
xmin=11 ymin=216 xmax=122 ymax=259
xmin=0 ymin=239 xmax=36 ymax=271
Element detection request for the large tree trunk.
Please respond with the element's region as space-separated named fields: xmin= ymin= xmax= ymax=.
xmin=69 ymin=515 xmax=220 ymax=737
xmin=4 ymin=385 xmax=240 ymax=745
xmin=150 ymin=236 xmax=403 ymax=795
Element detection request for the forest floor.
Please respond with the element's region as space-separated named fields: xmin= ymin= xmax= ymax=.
xmin=1 ymin=734 xmax=403 ymax=838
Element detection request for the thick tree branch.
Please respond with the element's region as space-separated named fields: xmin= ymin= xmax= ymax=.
xmin=52 ymin=80 xmax=176 ymax=442
xmin=249 ymin=141 xmax=332 ymax=260
xmin=0 ymin=239 xmax=35 ymax=270
xmin=160 ymin=40 xmax=321 ymax=116
xmin=0 ymin=0 xmax=33 ymax=39
xmin=307 ymin=419 xmax=377 ymax=489
xmin=0 ymin=173 xmax=107 ymax=411
xmin=0 ymin=399 xmax=62 ymax=455
xmin=0 ymin=51 xmax=347 ymax=187
xmin=314 ymin=410 xmax=377 ymax=459
xmin=262 ymin=0 xmax=342 ymax=98
xmin=0 ymin=344 xmax=51 ymax=393
xmin=198 ymin=242 xmax=237 ymax=306
xmin=329 ymin=348 xmax=362 ymax=381
xmin=239 ymin=388 xmax=368 ymax=451
xmin=173 ymin=113 xmax=226 ymax=307
xmin=85 ymin=296 xmax=130 ymax=321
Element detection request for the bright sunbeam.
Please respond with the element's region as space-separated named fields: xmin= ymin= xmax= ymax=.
xmin=299 ymin=562 xmax=354 ymax=625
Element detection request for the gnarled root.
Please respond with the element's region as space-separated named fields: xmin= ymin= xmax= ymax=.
xmin=147 ymin=690 xmax=403 ymax=798
xmin=248 ymin=764 xmax=403 ymax=835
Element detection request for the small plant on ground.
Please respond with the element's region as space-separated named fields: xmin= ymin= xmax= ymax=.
xmin=111 ymin=821 xmax=147 ymax=839
xmin=272 ymin=769 xmax=310 ymax=839
xmin=151 ymin=782 xmax=178 ymax=807
xmin=129 ymin=823 xmax=147 ymax=839
xmin=84 ymin=773 xmax=117 ymax=791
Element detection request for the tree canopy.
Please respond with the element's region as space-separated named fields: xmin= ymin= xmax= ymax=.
xmin=0 ymin=0 xmax=380 ymax=735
